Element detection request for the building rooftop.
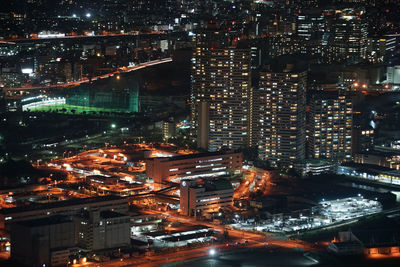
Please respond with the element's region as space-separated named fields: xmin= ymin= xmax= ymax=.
xmin=353 ymin=230 xmax=400 ymax=248
xmin=302 ymin=159 xmax=335 ymax=166
xmin=187 ymin=178 xmax=233 ymax=191
xmin=356 ymin=150 xmax=400 ymax=158
xmin=331 ymin=241 xmax=362 ymax=248
xmin=310 ymin=89 xmax=346 ymax=98
xmin=149 ymin=150 xmax=237 ymax=162
xmin=14 ymin=215 xmax=72 ymax=227
xmin=207 ymin=179 xmax=233 ymax=191
xmin=100 ymin=210 xmax=128 ymax=219
xmin=161 ymin=229 xmax=213 ymax=243
xmin=146 ymin=225 xmax=209 ymax=238
xmin=0 ymin=195 xmax=127 ymax=215
xmin=341 ymin=162 xmax=391 ymax=173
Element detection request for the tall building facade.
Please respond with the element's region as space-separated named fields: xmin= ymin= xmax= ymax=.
xmin=330 ymin=9 xmax=368 ymax=64
xmin=308 ymin=90 xmax=353 ymax=160
xmin=258 ymin=66 xmax=307 ymax=167
xmin=191 ymin=29 xmax=253 ymax=151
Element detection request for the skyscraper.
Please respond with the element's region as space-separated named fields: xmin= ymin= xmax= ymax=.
xmin=258 ymin=65 xmax=307 ymax=167
xmin=308 ymin=90 xmax=353 ymax=160
xmin=191 ymin=28 xmax=253 ymax=151
xmin=330 ymin=8 xmax=368 ymax=64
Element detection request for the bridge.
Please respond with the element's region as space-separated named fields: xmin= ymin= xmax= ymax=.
xmin=1 ymin=57 xmax=173 ymax=93
xmin=0 ymin=31 xmax=165 ymax=44
xmin=128 ymin=184 xmax=180 ymax=205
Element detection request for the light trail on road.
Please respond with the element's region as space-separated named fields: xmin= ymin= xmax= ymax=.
xmin=2 ymin=58 xmax=172 ymax=92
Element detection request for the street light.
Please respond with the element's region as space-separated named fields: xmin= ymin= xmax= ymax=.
xmin=209 ymin=248 xmax=216 ymax=256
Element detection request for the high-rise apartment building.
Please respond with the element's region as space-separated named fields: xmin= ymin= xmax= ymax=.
xmin=308 ymin=90 xmax=353 ymax=160
xmin=191 ymin=28 xmax=253 ymax=151
xmin=258 ymin=66 xmax=307 ymax=167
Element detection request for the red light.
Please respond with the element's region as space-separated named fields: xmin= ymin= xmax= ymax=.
xmin=228 ymin=27 xmax=231 ymax=31
xmin=354 ymin=83 xmax=359 ymax=87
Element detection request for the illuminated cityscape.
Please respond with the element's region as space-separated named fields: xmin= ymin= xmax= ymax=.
xmin=0 ymin=1 xmax=400 ymax=267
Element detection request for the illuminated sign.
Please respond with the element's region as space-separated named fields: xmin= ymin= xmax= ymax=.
xmin=21 ymin=68 xmax=33 ymax=74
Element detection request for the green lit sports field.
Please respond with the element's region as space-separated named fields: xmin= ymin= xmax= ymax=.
xmin=26 ymin=104 xmax=131 ymax=115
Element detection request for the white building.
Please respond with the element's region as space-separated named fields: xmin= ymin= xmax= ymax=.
xmin=387 ymin=66 xmax=400 ymax=85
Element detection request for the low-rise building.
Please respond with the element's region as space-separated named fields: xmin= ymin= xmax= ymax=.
xmin=146 ymin=151 xmax=242 ymax=185
xmin=354 ymin=151 xmax=400 ymax=170
xmin=328 ymin=241 xmax=364 ymax=255
xmin=329 ymin=230 xmax=400 ymax=257
xmin=133 ymin=225 xmax=214 ymax=249
xmin=338 ymin=163 xmax=400 ymax=186
xmin=296 ymin=159 xmax=336 ymax=176
xmin=180 ymin=178 xmax=234 ymax=217
xmin=0 ymin=195 xmax=129 ymax=230
xmin=151 ymin=227 xmax=213 ymax=248
xmin=10 ymin=207 xmax=131 ymax=266
xmin=130 ymin=213 xmax=166 ymax=236
xmin=76 ymin=210 xmax=130 ymax=251
xmin=10 ymin=215 xmax=75 ymax=267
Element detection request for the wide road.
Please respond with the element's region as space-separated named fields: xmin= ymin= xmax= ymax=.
xmin=141 ymin=209 xmax=313 ymax=250
xmin=70 ymin=209 xmax=313 ymax=267
xmin=71 ymin=237 xmax=273 ymax=267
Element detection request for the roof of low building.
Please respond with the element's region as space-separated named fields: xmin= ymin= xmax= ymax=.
xmin=209 ymin=179 xmax=233 ymax=191
xmin=100 ymin=210 xmax=129 ymax=219
xmin=14 ymin=215 xmax=72 ymax=227
xmin=353 ymin=230 xmax=400 ymax=248
xmin=0 ymin=195 xmax=127 ymax=215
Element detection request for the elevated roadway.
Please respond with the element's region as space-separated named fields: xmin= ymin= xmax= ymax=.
xmin=2 ymin=58 xmax=172 ymax=93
